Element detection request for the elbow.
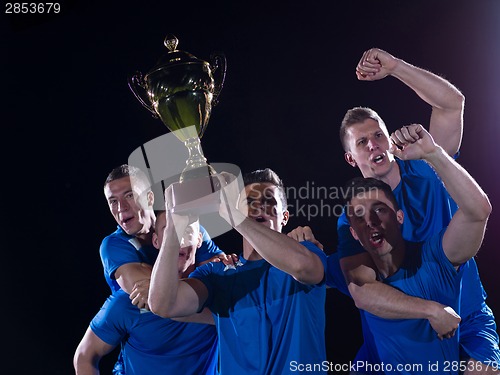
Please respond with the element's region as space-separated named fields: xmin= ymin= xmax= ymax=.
xmin=73 ymin=348 xmax=98 ymax=373
xmin=465 ymin=193 xmax=492 ymax=223
xmin=457 ymin=91 xmax=465 ymax=109
xmin=347 ymin=282 xmax=370 ymax=311
xmin=72 ymin=351 xmax=80 ymax=372
xmin=149 ymin=305 xmax=172 ymax=318
xmin=483 ymin=196 xmax=493 ymax=220
xmin=449 ymin=89 xmax=465 ymax=111
xmin=476 ymin=194 xmax=492 ymax=222
xmin=292 ymin=254 xmax=324 ymax=285
xmin=148 ymin=295 xmax=174 ymax=318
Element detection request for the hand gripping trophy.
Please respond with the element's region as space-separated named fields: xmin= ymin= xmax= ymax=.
xmin=128 ymin=34 xmax=227 ymax=214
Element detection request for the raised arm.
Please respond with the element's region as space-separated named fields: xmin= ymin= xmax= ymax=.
xmin=236 ymin=216 xmax=324 ymax=285
xmin=148 ymin=207 xmax=208 ymax=319
xmin=356 ymin=48 xmax=465 ymax=155
xmin=391 ymin=124 xmax=492 ymax=265
xmin=218 ymin=172 xmax=325 ymax=285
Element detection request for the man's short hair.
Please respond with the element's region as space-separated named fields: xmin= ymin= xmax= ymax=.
xmin=343 ymin=177 xmax=399 ymax=219
xmin=104 ymin=164 xmax=151 ymax=192
xmin=339 ymin=107 xmax=388 ymax=152
xmin=243 ymin=168 xmax=287 ymax=208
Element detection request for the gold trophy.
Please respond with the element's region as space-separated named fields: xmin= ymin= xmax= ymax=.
xmin=128 ymin=34 xmax=226 ymax=214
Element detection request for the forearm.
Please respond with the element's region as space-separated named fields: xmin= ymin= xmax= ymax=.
xmin=425 ymin=146 xmax=491 ymax=219
xmin=115 ymin=263 xmax=152 ymax=294
xmin=235 ymin=216 xmax=324 ymax=284
xmin=341 ymin=254 xmax=441 ymax=320
xmin=349 ymin=280 xmax=438 ymax=319
xmin=149 ymin=241 xmax=182 ymax=317
xmin=391 ymin=58 xmax=464 ymax=112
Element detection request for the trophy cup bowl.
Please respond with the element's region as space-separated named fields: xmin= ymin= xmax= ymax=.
xmin=128 ymin=34 xmax=226 ymax=214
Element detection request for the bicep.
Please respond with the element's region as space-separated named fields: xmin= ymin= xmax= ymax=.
xmin=169 ymin=278 xmax=209 ymax=318
xmin=295 ymin=251 xmax=325 ymax=285
xmin=339 ymin=252 xmax=378 ymax=285
xmin=171 ymin=307 xmax=214 ymax=325
xmin=442 ymin=211 xmax=486 ymax=266
xmin=74 ymin=327 xmax=116 ymax=369
xmin=428 ymin=110 xmax=463 ymax=156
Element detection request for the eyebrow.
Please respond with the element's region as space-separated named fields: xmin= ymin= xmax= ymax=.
xmin=107 ymin=189 xmax=134 ymax=201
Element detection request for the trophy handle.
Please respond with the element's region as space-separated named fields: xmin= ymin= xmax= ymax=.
xmin=210 ymin=52 xmax=227 ymax=106
xmin=128 ymin=71 xmax=158 ymax=117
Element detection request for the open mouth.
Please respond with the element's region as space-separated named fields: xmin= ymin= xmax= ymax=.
xmin=255 ymin=216 xmax=266 ymax=223
xmin=122 ymin=216 xmax=134 ymax=226
xmin=373 ymin=154 xmax=384 ymax=164
xmin=370 ymin=232 xmax=384 ymax=246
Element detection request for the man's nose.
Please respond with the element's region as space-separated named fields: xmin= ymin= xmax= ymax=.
xmin=366 ymin=211 xmax=380 ymax=227
xmin=367 ymin=138 xmax=379 ymax=151
xmin=117 ymin=199 xmax=129 ymax=211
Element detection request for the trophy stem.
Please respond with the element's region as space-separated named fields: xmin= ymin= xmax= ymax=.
xmin=180 ymin=137 xmax=216 ymax=182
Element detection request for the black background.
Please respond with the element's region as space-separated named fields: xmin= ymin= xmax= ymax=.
xmin=3 ymin=0 xmax=500 ymax=373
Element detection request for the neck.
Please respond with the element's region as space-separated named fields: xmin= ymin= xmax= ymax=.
xmin=372 ymin=240 xmax=406 ymax=279
xmin=378 ymin=160 xmax=402 ymax=190
xmin=135 ymin=230 xmax=153 ymax=246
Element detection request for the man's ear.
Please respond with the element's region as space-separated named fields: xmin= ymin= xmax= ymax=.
xmin=147 ymin=190 xmax=154 ymax=207
xmin=345 ymin=152 xmax=357 ymax=167
xmin=396 ymin=209 xmax=404 ymax=225
xmin=152 ymin=232 xmax=159 ymax=250
xmin=196 ymin=232 xmax=203 ymax=248
xmin=281 ymin=210 xmax=290 ymax=227
xmin=349 ymin=226 xmax=360 ymax=241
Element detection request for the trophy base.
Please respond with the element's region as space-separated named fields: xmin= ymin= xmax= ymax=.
xmin=170 ymin=174 xmax=221 ymax=215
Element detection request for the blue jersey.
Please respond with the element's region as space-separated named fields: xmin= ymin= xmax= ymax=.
xmin=190 ymin=241 xmax=328 ymax=375
xmin=330 ymin=159 xmax=492 ymax=372
xmin=335 ymin=159 xmax=487 ymax=313
xmin=365 ymin=232 xmax=463 ymax=374
xmin=90 ymin=290 xmax=219 ymax=375
xmin=100 ymin=225 xmax=223 ymax=292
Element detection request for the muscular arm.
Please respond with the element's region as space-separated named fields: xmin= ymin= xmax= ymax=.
xmin=357 ymin=48 xmax=465 ymax=155
xmin=149 ymin=211 xmax=209 ymax=318
xmin=423 ymin=147 xmax=491 ymax=265
xmin=341 ymin=253 xmax=450 ymax=319
xmin=114 ymin=262 xmax=152 ymax=309
xmin=115 ymin=262 xmax=152 ymax=294
xmin=234 ymin=216 xmax=324 ymax=285
xmin=338 ymin=221 xmax=460 ymax=336
xmin=73 ymin=327 xmax=116 ymax=375
xmin=391 ymin=125 xmax=492 ymax=265
xmin=393 ymin=60 xmax=464 ymax=156
xmin=217 ymin=173 xmax=324 ymax=285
